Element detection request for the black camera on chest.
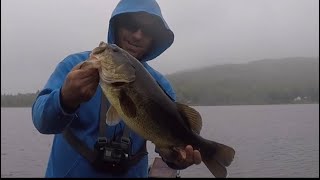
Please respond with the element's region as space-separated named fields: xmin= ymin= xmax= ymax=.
xmin=95 ymin=136 xmax=132 ymax=164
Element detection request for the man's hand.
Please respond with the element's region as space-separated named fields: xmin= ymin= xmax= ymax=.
xmin=60 ymin=60 xmax=100 ymax=113
xmin=158 ymin=145 xmax=202 ymax=170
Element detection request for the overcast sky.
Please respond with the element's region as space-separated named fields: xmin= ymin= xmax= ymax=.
xmin=1 ymin=0 xmax=319 ymax=94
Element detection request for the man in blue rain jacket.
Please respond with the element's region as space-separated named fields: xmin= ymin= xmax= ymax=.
xmin=32 ymin=0 xmax=201 ymax=177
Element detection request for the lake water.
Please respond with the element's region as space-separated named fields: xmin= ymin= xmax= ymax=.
xmin=1 ymin=104 xmax=319 ymax=178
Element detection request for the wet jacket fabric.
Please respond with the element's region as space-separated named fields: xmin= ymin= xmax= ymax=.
xmin=31 ymin=0 xmax=175 ymax=177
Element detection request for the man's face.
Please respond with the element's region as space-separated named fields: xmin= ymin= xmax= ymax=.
xmin=115 ymin=13 xmax=158 ymax=60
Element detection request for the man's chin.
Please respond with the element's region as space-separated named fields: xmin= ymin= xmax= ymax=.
xmin=127 ymin=50 xmax=141 ymax=59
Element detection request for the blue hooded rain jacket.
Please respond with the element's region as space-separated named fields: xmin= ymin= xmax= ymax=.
xmin=31 ymin=0 xmax=175 ymax=177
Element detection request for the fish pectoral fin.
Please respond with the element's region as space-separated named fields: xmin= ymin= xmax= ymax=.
xmin=106 ymin=105 xmax=121 ymax=126
xmin=176 ymin=102 xmax=202 ymax=134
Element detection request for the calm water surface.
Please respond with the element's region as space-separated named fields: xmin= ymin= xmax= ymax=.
xmin=1 ymin=104 xmax=319 ymax=178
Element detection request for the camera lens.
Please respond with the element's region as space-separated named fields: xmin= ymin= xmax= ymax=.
xmin=113 ymin=151 xmax=121 ymax=158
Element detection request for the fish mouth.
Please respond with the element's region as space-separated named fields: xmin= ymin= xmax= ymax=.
xmin=100 ymin=61 xmax=136 ymax=86
xmin=102 ymin=78 xmax=133 ymax=86
xmin=111 ymin=81 xmax=127 ymax=87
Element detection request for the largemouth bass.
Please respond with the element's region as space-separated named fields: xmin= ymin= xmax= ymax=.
xmin=81 ymin=41 xmax=235 ymax=177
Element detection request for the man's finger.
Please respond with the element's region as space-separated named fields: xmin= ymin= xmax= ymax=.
xmin=193 ymin=150 xmax=202 ymax=165
xmin=178 ymin=148 xmax=186 ymax=160
xmin=71 ymin=62 xmax=85 ymax=71
xmin=71 ymin=68 xmax=99 ymax=79
xmin=185 ymin=145 xmax=194 ymax=163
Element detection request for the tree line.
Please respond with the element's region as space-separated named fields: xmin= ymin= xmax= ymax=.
xmin=2 ymin=57 xmax=319 ymax=107
xmin=1 ymin=91 xmax=40 ymax=107
xmin=166 ymin=57 xmax=319 ymax=105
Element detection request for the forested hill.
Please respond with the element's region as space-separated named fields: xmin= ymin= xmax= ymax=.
xmin=1 ymin=92 xmax=40 ymax=107
xmin=1 ymin=57 xmax=319 ymax=107
xmin=166 ymin=57 xmax=319 ymax=105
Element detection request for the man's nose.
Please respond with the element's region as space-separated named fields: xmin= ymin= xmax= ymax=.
xmin=131 ymin=29 xmax=144 ymax=40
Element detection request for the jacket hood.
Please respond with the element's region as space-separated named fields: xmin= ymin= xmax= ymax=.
xmin=107 ymin=0 xmax=174 ymax=61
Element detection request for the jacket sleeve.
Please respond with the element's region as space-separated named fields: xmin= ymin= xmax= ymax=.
xmin=31 ymin=55 xmax=81 ymax=134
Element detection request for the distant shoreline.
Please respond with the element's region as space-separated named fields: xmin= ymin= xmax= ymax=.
xmin=2 ymin=57 xmax=319 ymax=108
xmin=2 ymin=102 xmax=318 ymax=108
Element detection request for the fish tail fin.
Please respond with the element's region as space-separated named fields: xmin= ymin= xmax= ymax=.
xmin=200 ymin=138 xmax=235 ymax=178
xmin=202 ymin=156 xmax=227 ymax=178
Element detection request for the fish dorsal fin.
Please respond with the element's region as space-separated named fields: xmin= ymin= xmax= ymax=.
xmin=176 ymin=102 xmax=202 ymax=134
xmin=106 ymin=105 xmax=121 ymax=126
